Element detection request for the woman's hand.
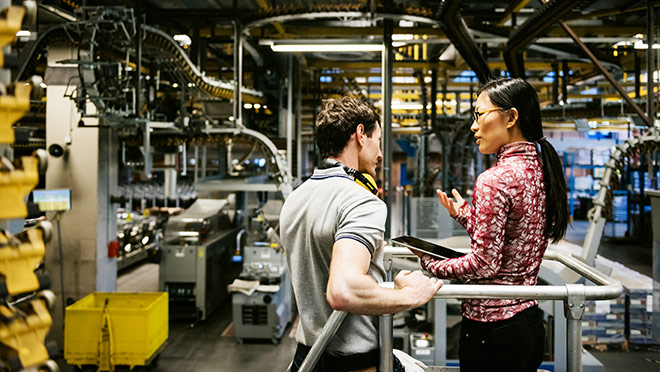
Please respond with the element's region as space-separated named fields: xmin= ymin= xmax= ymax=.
xmin=436 ymin=188 xmax=465 ymax=217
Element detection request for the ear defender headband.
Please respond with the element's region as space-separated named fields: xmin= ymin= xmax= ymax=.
xmin=319 ymin=159 xmax=379 ymax=196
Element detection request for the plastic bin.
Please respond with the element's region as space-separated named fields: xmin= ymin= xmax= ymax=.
xmin=64 ymin=292 xmax=168 ymax=371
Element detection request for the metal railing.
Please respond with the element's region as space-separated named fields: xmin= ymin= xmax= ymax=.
xmin=293 ymin=248 xmax=624 ymax=372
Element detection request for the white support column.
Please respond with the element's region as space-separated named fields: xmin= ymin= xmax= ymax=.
xmin=45 ymin=43 xmax=117 ymax=346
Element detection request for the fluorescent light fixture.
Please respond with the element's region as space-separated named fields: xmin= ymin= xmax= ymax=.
xmin=392 ymin=34 xmax=414 ymax=41
xmin=254 ymin=103 xmax=261 ymax=109
xmin=244 ymin=103 xmax=253 ymax=109
xmin=178 ymin=231 xmax=199 ymax=237
xmin=15 ymin=30 xmax=30 ymax=38
xmin=270 ymin=44 xmax=383 ymax=52
xmin=390 ymin=103 xmax=425 ymax=110
xmin=173 ymin=34 xmax=192 ymax=47
xmin=634 ymin=41 xmax=660 ymax=49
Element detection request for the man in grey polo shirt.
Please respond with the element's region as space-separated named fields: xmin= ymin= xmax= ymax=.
xmin=281 ymin=97 xmax=442 ymax=372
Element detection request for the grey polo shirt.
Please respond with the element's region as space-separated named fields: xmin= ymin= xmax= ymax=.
xmin=280 ymin=166 xmax=387 ymax=355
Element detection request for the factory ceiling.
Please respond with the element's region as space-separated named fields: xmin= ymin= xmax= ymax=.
xmin=31 ymin=0 xmax=658 ymax=127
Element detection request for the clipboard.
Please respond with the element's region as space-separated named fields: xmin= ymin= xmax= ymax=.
xmin=391 ymin=236 xmax=465 ymax=260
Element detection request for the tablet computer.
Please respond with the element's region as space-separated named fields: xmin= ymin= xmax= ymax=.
xmin=391 ymin=236 xmax=465 ymax=260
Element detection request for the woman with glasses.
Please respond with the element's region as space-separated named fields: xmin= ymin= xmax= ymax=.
xmin=417 ymin=78 xmax=568 ymax=372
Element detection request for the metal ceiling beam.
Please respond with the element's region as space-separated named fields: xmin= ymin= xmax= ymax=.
xmin=495 ymin=0 xmax=532 ymax=26
xmin=571 ymin=1 xmax=660 ymax=20
xmin=437 ymin=0 xmax=492 ymax=83
xmin=243 ymin=11 xmax=441 ymax=34
xmin=504 ymin=0 xmax=596 ymax=78
xmin=559 ymin=21 xmax=650 ymax=126
xmin=307 ymin=60 xmax=598 ymax=71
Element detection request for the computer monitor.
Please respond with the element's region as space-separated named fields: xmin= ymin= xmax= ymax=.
xmin=32 ymin=189 xmax=72 ymax=212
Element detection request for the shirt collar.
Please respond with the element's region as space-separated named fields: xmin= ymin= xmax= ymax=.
xmin=496 ymin=141 xmax=538 ymax=162
xmin=310 ymin=166 xmax=353 ymax=180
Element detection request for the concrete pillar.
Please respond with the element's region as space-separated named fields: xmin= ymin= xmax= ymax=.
xmin=44 ymin=43 xmax=118 ymax=347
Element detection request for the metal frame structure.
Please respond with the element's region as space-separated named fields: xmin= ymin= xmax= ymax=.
xmin=195 ymin=127 xmax=294 ymax=199
xmin=294 ymin=247 xmax=623 ymax=372
xmin=579 ymin=127 xmax=660 ymax=269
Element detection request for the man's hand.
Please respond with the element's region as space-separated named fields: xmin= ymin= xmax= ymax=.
xmin=436 ymin=188 xmax=465 ymax=217
xmin=394 ymin=270 xmax=443 ymax=308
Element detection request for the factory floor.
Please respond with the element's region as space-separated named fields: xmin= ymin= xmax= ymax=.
xmin=59 ymin=220 xmax=658 ymax=372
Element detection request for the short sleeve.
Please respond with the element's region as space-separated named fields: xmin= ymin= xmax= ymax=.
xmin=335 ymin=196 xmax=387 ymax=257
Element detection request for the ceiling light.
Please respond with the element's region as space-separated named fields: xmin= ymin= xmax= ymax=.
xmin=173 ymin=34 xmax=192 ymax=47
xmin=634 ymin=41 xmax=660 ymax=49
xmin=244 ymin=103 xmax=253 ymax=109
xmin=392 ymin=34 xmax=414 ymax=41
xmin=390 ymin=103 xmax=425 ymax=110
xmin=270 ymin=44 xmax=383 ymax=52
xmin=15 ymin=30 xmax=30 ymax=38
xmin=254 ymin=103 xmax=261 ymax=109
xmin=172 ymin=83 xmax=179 ymax=88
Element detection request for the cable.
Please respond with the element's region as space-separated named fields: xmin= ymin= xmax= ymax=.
xmin=56 ymin=212 xmax=66 ymax=328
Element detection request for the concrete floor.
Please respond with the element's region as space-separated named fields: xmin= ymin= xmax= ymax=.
xmin=57 ymin=219 xmax=658 ymax=372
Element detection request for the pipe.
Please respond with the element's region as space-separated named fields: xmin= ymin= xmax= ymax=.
xmin=504 ymin=0 xmax=595 ymax=77
xmin=233 ymin=20 xmax=243 ymax=126
xmin=287 ymin=55 xmax=294 ymax=181
xmin=437 ymin=1 xmax=492 ymax=83
xmin=648 ymin=0 xmax=655 ymax=126
xmin=383 ymin=19 xmax=394 ymax=240
xmin=560 ymin=21 xmax=651 ymax=126
xmin=135 ymin=1 xmax=142 ymax=118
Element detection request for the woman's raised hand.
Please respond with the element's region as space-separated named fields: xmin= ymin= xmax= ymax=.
xmin=436 ymin=188 xmax=465 ymax=217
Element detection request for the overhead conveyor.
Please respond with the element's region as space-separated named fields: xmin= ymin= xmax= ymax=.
xmin=14 ymin=8 xmax=265 ymax=119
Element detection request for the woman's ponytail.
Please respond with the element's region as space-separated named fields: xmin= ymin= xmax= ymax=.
xmin=538 ymin=139 xmax=568 ymax=243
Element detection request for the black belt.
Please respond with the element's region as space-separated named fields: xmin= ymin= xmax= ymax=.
xmin=293 ymin=343 xmax=380 ymax=372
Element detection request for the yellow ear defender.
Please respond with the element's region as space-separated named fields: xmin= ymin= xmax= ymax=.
xmin=355 ymin=172 xmax=379 ymax=196
xmin=319 ymin=158 xmax=379 ymax=196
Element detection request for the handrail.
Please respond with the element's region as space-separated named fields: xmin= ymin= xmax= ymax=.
xmin=288 ymin=310 xmax=348 ymax=372
xmin=295 ymin=248 xmax=624 ymax=372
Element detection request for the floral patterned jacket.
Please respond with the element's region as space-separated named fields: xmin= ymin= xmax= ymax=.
xmin=421 ymin=142 xmax=548 ymax=322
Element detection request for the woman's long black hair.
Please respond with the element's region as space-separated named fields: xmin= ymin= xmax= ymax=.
xmin=478 ymin=78 xmax=568 ymax=243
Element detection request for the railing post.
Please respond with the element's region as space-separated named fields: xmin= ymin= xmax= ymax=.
xmin=380 ymin=253 xmax=395 ymax=372
xmin=564 ymin=284 xmax=586 ymax=372
xmin=379 ymin=314 xmax=394 ymax=372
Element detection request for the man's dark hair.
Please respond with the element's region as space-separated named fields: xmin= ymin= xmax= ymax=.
xmin=314 ymin=97 xmax=380 ymax=158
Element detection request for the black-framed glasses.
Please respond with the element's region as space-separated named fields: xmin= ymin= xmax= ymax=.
xmin=472 ymin=107 xmax=503 ymax=122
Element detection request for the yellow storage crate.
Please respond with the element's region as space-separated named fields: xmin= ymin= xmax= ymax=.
xmin=64 ymin=292 xmax=168 ymax=371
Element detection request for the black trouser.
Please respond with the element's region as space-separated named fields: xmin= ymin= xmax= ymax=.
xmin=458 ymin=306 xmax=545 ymax=372
xmin=290 ymin=343 xmax=403 ymax=372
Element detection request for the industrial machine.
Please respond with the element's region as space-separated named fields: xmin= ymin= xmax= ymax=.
xmin=159 ymin=199 xmax=240 ymax=320
xmin=231 ymin=209 xmax=293 ymax=343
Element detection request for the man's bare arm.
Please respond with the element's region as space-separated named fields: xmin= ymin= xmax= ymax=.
xmin=326 ymin=239 xmax=442 ymax=315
